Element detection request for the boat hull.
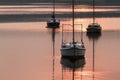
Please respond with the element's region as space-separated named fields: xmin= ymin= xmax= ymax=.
xmin=87 ymin=28 xmax=101 ymax=32
xmin=47 ymin=19 xmax=60 ymax=28
xmin=61 ymin=47 xmax=85 ymax=57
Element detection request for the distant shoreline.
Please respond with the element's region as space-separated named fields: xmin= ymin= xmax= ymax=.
xmin=0 ymin=11 xmax=119 ymax=23
xmin=0 ymin=2 xmax=120 ymax=6
xmin=0 ymin=3 xmax=71 ymax=5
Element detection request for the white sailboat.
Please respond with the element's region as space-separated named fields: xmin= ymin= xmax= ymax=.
xmin=61 ymin=0 xmax=85 ymax=57
xmin=87 ymin=0 xmax=102 ymax=32
xmin=47 ymin=0 xmax=60 ymax=28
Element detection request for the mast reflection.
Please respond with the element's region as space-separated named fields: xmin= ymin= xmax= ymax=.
xmin=86 ymin=32 xmax=102 ymax=80
xmin=60 ymin=56 xmax=86 ymax=80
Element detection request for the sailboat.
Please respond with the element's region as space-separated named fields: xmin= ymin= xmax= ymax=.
xmin=61 ymin=0 xmax=85 ymax=57
xmin=47 ymin=0 xmax=60 ymax=28
xmin=86 ymin=0 xmax=102 ymax=32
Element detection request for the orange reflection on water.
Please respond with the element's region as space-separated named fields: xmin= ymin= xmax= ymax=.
xmin=74 ymin=70 xmax=108 ymax=80
xmin=75 ymin=70 xmax=92 ymax=77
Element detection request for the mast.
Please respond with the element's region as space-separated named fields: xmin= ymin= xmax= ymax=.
xmin=93 ymin=0 xmax=95 ymax=23
xmin=52 ymin=0 xmax=55 ymax=19
xmin=72 ymin=0 xmax=75 ymax=43
xmin=81 ymin=24 xmax=83 ymax=43
xmin=62 ymin=24 xmax=63 ymax=44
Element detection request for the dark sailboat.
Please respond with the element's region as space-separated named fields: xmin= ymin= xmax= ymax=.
xmin=47 ymin=0 xmax=60 ymax=28
xmin=86 ymin=0 xmax=102 ymax=32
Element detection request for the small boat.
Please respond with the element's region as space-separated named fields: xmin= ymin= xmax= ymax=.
xmin=87 ymin=23 xmax=102 ymax=32
xmin=46 ymin=0 xmax=60 ymax=28
xmin=86 ymin=0 xmax=102 ymax=32
xmin=61 ymin=0 xmax=85 ymax=57
xmin=47 ymin=14 xmax=60 ymax=28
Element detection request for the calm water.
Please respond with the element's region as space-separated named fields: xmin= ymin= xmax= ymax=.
xmin=0 ymin=4 xmax=120 ymax=80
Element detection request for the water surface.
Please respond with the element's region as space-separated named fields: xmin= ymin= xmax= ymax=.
xmin=0 ymin=4 xmax=120 ymax=80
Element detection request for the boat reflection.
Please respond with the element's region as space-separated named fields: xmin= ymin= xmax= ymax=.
xmin=86 ymin=31 xmax=102 ymax=80
xmin=60 ymin=56 xmax=86 ymax=80
xmin=86 ymin=32 xmax=102 ymax=41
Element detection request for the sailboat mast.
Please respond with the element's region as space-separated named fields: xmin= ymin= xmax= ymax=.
xmin=62 ymin=25 xmax=63 ymax=43
xmin=72 ymin=0 xmax=75 ymax=43
xmin=52 ymin=0 xmax=55 ymax=18
xmin=93 ymin=0 xmax=95 ymax=23
xmin=81 ymin=24 xmax=83 ymax=43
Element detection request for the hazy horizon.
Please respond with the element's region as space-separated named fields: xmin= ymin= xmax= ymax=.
xmin=0 ymin=0 xmax=120 ymax=6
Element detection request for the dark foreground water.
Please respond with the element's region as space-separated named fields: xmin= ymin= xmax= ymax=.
xmin=0 ymin=4 xmax=120 ymax=80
